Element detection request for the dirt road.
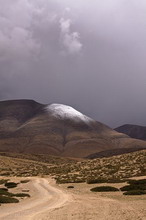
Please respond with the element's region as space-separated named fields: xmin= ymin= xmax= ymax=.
xmin=0 ymin=178 xmax=146 ymax=220
xmin=0 ymin=178 xmax=70 ymax=220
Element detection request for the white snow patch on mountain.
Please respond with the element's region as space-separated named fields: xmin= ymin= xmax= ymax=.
xmin=46 ymin=104 xmax=93 ymax=123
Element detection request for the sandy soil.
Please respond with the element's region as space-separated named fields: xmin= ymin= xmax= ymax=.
xmin=0 ymin=177 xmax=146 ymax=220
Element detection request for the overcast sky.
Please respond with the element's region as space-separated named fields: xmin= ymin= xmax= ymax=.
xmin=0 ymin=0 xmax=146 ymax=127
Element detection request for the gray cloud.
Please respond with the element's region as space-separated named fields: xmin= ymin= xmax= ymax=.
xmin=0 ymin=0 xmax=146 ymax=127
xmin=59 ymin=18 xmax=82 ymax=54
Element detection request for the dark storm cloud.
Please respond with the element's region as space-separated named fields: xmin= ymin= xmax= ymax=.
xmin=0 ymin=0 xmax=146 ymax=127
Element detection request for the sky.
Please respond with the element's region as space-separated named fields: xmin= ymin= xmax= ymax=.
xmin=0 ymin=0 xmax=146 ymax=128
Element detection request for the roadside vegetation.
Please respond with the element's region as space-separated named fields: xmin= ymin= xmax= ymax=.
xmin=0 ymin=179 xmax=30 ymax=204
xmin=89 ymin=178 xmax=146 ymax=196
xmin=120 ymin=178 xmax=146 ymax=196
xmin=90 ymin=186 xmax=119 ymax=192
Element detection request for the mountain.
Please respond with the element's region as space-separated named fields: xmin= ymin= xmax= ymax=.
xmin=0 ymin=99 xmax=146 ymax=158
xmin=115 ymin=124 xmax=146 ymax=141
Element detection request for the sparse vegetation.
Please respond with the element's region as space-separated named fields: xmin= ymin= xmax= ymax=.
xmin=87 ymin=178 xmax=107 ymax=184
xmin=0 ymin=180 xmax=30 ymax=205
xmin=5 ymin=182 xmax=18 ymax=188
xmin=90 ymin=186 xmax=119 ymax=192
xmin=0 ymin=188 xmax=30 ymax=198
xmin=0 ymin=150 xmax=145 ymax=186
xmin=0 ymin=196 xmax=19 ymax=203
xmin=0 ymin=179 xmax=9 ymax=185
xmin=53 ymin=150 xmax=146 ymax=184
xmin=120 ymin=184 xmax=146 ymax=191
xmin=127 ymin=179 xmax=146 ymax=185
xmin=0 ymin=189 xmax=14 ymax=197
xmin=0 ymin=188 xmax=8 ymax=191
xmin=14 ymin=193 xmax=30 ymax=197
xmin=67 ymin=186 xmax=74 ymax=189
xmin=119 ymin=178 xmax=146 ymax=196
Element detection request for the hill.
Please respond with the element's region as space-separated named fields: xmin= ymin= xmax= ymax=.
xmin=115 ymin=124 xmax=146 ymax=141
xmin=0 ymin=99 xmax=146 ymax=158
xmin=52 ymin=150 xmax=146 ymax=184
xmin=0 ymin=150 xmax=145 ymax=184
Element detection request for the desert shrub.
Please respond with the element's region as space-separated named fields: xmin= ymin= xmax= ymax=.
xmin=0 ymin=188 xmax=8 ymax=191
xmin=0 ymin=179 xmax=9 ymax=185
xmin=87 ymin=178 xmax=107 ymax=184
xmin=73 ymin=179 xmax=85 ymax=183
xmin=14 ymin=193 xmax=30 ymax=197
xmin=0 ymin=172 xmax=11 ymax=176
xmin=123 ymin=190 xmax=146 ymax=195
xmin=0 ymin=195 xmax=19 ymax=203
xmin=56 ymin=179 xmax=70 ymax=184
xmin=56 ymin=175 xmax=85 ymax=184
xmin=107 ymin=179 xmax=127 ymax=183
xmin=20 ymin=180 xmax=30 ymax=184
xmin=127 ymin=179 xmax=146 ymax=185
xmin=67 ymin=186 xmax=74 ymax=189
xmin=120 ymin=184 xmax=146 ymax=192
xmin=0 ymin=189 xmax=30 ymax=199
xmin=5 ymin=182 xmax=18 ymax=188
xmin=0 ymin=189 xmax=14 ymax=197
xmin=90 ymin=186 xmax=119 ymax=192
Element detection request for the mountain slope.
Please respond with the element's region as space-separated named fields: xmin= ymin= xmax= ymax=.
xmin=115 ymin=124 xmax=146 ymax=141
xmin=0 ymin=100 xmax=146 ymax=158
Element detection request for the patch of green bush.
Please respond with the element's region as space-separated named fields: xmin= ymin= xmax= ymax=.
xmin=0 ymin=195 xmax=19 ymax=203
xmin=123 ymin=190 xmax=146 ymax=195
xmin=5 ymin=182 xmax=18 ymax=188
xmin=90 ymin=186 xmax=119 ymax=192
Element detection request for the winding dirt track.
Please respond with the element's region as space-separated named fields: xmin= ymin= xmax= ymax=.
xmin=0 ymin=178 xmax=70 ymax=220
xmin=0 ymin=178 xmax=146 ymax=220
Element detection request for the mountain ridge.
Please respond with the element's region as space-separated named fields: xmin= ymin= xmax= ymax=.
xmin=115 ymin=124 xmax=146 ymax=141
xmin=0 ymin=99 xmax=146 ymax=158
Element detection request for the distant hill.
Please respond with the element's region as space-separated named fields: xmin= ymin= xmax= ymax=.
xmin=86 ymin=147 xmax=146 ymax=159
xmin=115 ymin=124 xmax=146 ymax=141
xmin=0 ymin=100 xmax=146 ymax=158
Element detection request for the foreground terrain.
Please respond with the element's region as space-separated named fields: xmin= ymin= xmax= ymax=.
xmin=0 ymin=177 xmax=146 ymax=220
xmin=0 ymin=151 xmax=146 ymax=219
